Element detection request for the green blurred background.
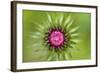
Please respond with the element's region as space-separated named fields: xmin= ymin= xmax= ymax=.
xmin=23 ymin=10 xmax=91 ymax=62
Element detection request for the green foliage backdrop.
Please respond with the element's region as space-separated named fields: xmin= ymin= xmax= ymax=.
xmin=23 ymin=10 xmax=91 ymax=62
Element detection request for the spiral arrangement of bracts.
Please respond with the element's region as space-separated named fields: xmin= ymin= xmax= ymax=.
xmin=31 ymin=12 xmax=79 ymax=61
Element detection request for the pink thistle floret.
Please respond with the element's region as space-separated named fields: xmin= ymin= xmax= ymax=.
xmin=49 ymin=30 xmax=64 ymax=48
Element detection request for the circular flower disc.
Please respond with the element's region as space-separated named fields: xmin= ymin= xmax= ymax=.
xmin=49 ymin=30 xmax=64 ymax=48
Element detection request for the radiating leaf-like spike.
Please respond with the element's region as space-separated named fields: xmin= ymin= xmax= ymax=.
xmin=47 ymin=49 xmax=55 ymax=61
xmin=45 ymin=21 xmax=51 ymax=28
xmin=68 ymin=52 xmax=72 ymax=58
xmin=68 ymin=44 xmax=75 ymax=48
xmin=54 ymin=13 xmax=59 ymax=24
xmin=63 ymin=52 xmax=70 ymax=60
xmin=66 ymin=19 xmax=73 ymax=29
xmin=31 ymin=32 xmax=42 ymax=36
xmin=47 ymin=55 xmax=53 ymax=61
xmin=41 ymin=21 xmax=51 ymax=29
xmin=32 ymin=43 xmax=43 ymax=47
xmin=67 ymin=46 xmax=80 ymax=52
xmin=58 ymin=52 xmax=63 ymax=60
xmin=47 ymin=51 xmax=53 ymax=61
xmin=63 ymin=15 xmax=71 ymax=27
xmin=32 ymin=48 xmax=43 ymax=52
xmin=31 ymin=35 xmax=43 ymax=39
xmin=70 ymin=33 xmax=79 ymax=37
xmin=70 ymin=40 xmax=77 ymax=44
xmin=30 ymin=44 xmax=47 ymax=53
xmin=46 ymin=12 xmax=53 ymax=24
xmin=31 ymin=35 xmax=38 ymax=38
xmin=32 ymin=21 xmax=44 ymax=30
xmin=59 ymin=13 xmax=64 ymax=25
xmin=54 ymin=52 xmax=59 ymax=61
xmin=73 ymin=46 xmax=80 ymax=51
xmin=48 ymin=13 xmax=55 ymax=24
xmin=69 ymin=26 xmax=79 ymax=33
xmin=70 ymin=39 xmax=80 ymax=43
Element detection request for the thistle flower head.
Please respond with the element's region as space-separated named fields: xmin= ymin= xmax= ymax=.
xmin=31 ymin=12 xmax=79 ymax=61
xmin=44 ymin=25 xmax=70 ymax=51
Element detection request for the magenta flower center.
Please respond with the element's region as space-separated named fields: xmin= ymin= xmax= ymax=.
xmin=49 ymin=30 xmax=64 ymax=48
